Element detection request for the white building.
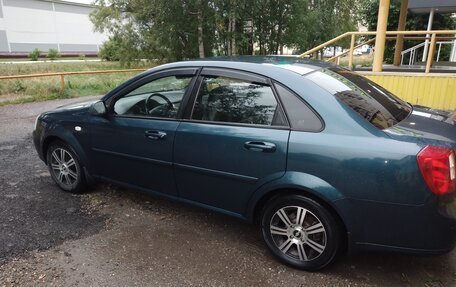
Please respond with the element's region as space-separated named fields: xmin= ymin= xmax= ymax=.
xmin=0 ymin=0 xmax=107 ymax=56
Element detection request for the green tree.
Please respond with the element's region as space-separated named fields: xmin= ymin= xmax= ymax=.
xmin=99 ymin=38 xmax=121 ymax=61
xmin=90 ymin=0 xmax=359 ymax=64
xmin=285 ymin=0 xmax=359 ymax=57
xmin=212 ymin=0 xmax=251 ymax=56
xmin=252 ymin=0 xmax=291 ymax=54
xmin=360 ymin=0 xmax=456 ymax=63
xmin=91 ymin=0 xmax=216 ymax=62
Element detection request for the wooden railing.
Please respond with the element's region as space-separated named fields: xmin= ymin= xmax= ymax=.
xmin=0 ymin=68 xmax=147 ymax=92
xmin=299 ymin=30 xmax=456 ymax=73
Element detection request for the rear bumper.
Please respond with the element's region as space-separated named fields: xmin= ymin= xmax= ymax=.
xmin=438 ymin=193 xmax=456 ymax=221
xmin=335 ymin=196 xmax=456 ymax=255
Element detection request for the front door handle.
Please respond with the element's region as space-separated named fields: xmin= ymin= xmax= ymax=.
xmin=145 ymin=130 xmax=167 ymax=140
xmin=244 ymin=141 xmax=276 ymax=153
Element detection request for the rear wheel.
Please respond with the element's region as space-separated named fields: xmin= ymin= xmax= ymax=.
xmin=261 ymin=194 xmax=340 ymax=271
xmin=46 ymin=141 xmax=86 ymax=193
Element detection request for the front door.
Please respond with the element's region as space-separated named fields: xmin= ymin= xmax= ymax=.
xmin=90 ymin=69 xmax=197 ymax=195
xmin=173 ymin=69 xmax=290 ymax=215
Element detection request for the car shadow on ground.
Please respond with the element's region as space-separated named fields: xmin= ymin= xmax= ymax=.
xmin=86 ymin=184 xmax=455 ymax=286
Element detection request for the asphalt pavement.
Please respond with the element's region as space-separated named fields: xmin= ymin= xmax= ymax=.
xmin=0 ymin=97 xmax=455 ymax=286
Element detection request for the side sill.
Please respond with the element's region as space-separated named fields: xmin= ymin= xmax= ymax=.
xmin=355 ymin=242 xmax=455 ymax=255
xmin=92 ymin=175 xmax=249 ymax=222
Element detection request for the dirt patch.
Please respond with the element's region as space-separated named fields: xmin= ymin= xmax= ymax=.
xmin=0 ymin=138 xmax=106 ymax=265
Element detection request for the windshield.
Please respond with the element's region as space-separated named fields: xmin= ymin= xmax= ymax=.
xmin=306 ymin=68 xmax=412 ymax=129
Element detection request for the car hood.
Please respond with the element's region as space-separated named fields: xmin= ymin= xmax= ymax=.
xmin=45 ymin=99 xmax=100 ymax=115
xmin=385 ymin=106 xmax=456 ymax=147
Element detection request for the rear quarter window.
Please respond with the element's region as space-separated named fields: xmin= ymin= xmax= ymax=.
xmin=274 ymin=83 xmax=323 ymax=132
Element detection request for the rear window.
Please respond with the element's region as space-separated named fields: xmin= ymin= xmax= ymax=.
xmin=306 ymin=68 xmax=411 ymax=129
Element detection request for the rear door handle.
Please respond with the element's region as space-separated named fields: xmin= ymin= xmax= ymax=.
xmin=244 ymin=141 xmax=276 ymax=153
xmin=145 ymin=130 xmax=167 ymax=140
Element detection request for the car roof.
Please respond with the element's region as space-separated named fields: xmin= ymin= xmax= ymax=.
xmin=157 ymin=56 xmax=332 ymax=76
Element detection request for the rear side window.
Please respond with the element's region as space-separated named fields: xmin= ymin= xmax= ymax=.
xmin=191 ymin=76 xmax=286 ymax=127
xmin=306 ymin=68 xmax=411 ymax=129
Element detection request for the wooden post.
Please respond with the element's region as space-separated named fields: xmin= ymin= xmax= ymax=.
xmin=348 ymin=34 xmax=356 ymax=70
xmin=425 ymin=33 xmax=436 ymax=73
xmin=393 ymin=0 xmax=408 ymax=66
xmin=372 ymin=0 xmax=390 ymax=72
xmin=60 ymin=74 xmax=65 ymax=92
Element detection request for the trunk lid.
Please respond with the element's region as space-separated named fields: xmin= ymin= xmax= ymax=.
xmin=385 ymin=106 xmax=456 ymax=147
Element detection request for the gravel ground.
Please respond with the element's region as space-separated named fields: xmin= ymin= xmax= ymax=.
xmin=0 ymin=97 xmax=455 ymax=286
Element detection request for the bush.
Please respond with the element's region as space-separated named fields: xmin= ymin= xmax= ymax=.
xmin=99 ymin=40 xmax=120 ymax=61
xmin=14 ymin=80 xmax=26 ymax=92
xmin=29 ymin=49 xmax=41 ymax=61
xmin=47 ymin=48 xmax=60 ymax=60
xmin=78 ymin=54 xmax=86 ymax=60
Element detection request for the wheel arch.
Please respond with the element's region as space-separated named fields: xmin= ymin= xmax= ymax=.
xmin=42 ymin=135 xmax=63 ymax=164
xmin=246 ymin=172 xmax=351 ymax=251
xmin=42 ymin=127 xmax=89 ymax=169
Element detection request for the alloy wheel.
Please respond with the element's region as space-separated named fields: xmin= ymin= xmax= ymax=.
xmin=50 ymin=148 xmax=79 ymax=186
xmin=269 ymin=206 xmax=327 ymax=262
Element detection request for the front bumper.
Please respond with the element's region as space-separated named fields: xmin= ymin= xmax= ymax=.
xmin=33 ymin=122 xmax=45 ymax=162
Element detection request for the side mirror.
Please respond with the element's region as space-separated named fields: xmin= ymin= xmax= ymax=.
xmin=90 ymin=101 xmax=107 ymax=116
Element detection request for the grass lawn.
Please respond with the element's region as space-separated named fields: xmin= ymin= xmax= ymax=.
xmin=0 ymin=61 xmax=152 ymax=106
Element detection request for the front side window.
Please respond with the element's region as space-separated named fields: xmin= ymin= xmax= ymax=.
xmin=114 ymin=75 xmax=193 ymax=119
xmin=306 ymin=68 xmax=411 ymax=129
xmin=191 ymin=76 xmax=285 ymax=126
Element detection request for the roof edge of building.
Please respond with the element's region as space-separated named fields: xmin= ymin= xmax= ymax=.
xmin=38 ymin=0 xmax=94 ymax=8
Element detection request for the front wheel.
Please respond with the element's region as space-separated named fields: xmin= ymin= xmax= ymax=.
xmin=46 ymin=141 xmax=86 ymax=193
xmin=261 ymin=195 xmax=341 ymax=271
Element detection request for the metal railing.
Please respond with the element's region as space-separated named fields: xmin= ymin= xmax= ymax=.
xmin=0 ymin=68 xmax=147 ymax=92
xmin=401 ymin=41 xmax=455 ymax=65
xmin=298 ymin=30 xmax=456 ymax=73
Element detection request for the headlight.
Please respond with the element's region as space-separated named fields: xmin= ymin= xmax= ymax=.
xmin=34 ymin=115 xmax=41 ymax=130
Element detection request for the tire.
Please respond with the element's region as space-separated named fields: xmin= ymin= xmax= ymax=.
xmin=46 ymin=141 xmax=86 ymax=193
xmin=261 ymin=194 xmax=340 ymax=271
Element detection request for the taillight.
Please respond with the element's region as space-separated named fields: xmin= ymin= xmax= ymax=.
xmin=417 ymin=145 xmax=456 ymax=196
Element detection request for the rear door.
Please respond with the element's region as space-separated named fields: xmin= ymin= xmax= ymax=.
xmin=173 ymin=68 xmax=290 ymax=215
